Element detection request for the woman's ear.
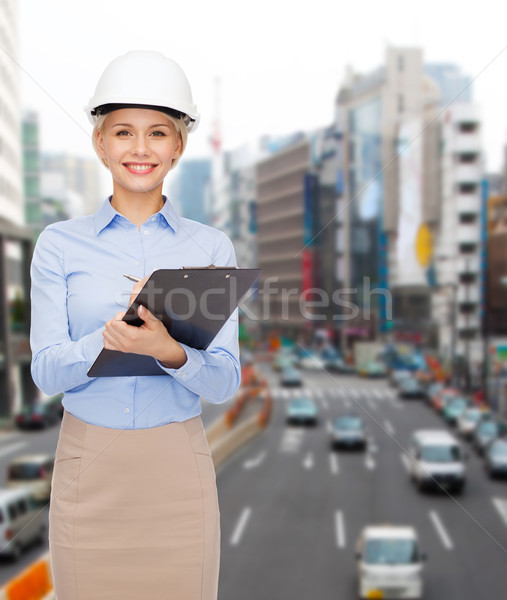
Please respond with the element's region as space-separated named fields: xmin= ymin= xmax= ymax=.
xmin=173 ymin=132 xmax=183 ymax=160
xmin=95 ymin=128 xmax=107 ymax=161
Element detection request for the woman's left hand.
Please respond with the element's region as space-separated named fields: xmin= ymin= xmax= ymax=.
xmin=103 ymin=305 xmax=187 ymax=369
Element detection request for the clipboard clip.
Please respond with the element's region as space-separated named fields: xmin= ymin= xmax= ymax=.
xmin=180 ymin=264 xmax=237 ymax=270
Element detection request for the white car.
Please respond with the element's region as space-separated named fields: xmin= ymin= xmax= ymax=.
xmin=407 ymin=430 xmax=466 ymax=494
xmin=456 ymin=407 xmax=490 ymax=440
xmin=356 ymin=525 xmax=425 ymax=599
xmin=298 ymin=355 xmax=326 ymax=371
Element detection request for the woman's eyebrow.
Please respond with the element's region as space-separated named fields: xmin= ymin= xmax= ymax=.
xmin=110 ymin=123 xmax=172 ymax=128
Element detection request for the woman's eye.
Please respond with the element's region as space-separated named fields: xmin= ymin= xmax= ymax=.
xmin=116 ymin=130 xmax=130 ymax=136
xmin=151 ymin=130 xmax=166 ymax=137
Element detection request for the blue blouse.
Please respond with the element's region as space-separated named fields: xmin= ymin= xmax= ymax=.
xmin=30 ymin=197 xmax=240 ymax=429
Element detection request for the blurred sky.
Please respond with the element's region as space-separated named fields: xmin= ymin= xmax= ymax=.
xmin=16 ymin=0 xmax=507 ymax=173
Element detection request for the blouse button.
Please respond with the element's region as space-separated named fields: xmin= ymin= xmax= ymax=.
xmin=124 ymin=408 xmax=130 ymax=414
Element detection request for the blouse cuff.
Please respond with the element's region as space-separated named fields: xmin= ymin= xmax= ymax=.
xmin=84 ymin=327 xmax=106 ymax=369
xmin=156 ymin=344 xmax=204 ymax=381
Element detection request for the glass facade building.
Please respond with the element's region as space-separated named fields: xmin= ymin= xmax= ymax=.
xmin=348 ymin=96 xmax=388 ymax=330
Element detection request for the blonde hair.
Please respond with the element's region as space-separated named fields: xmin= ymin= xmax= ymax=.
xmin=92 ymin=110 xmax=188 ymax=171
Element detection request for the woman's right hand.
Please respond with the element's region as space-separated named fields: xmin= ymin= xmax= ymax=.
xmin=128 ymin=275 xmax=151 ymax=307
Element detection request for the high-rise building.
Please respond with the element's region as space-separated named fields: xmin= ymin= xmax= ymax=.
xmin=432 ymin=103 xmax=484 ymax=370
xmin=255 ymin=129 xmax=342 ymax=342
xmin=22 ymin=111 xmax=41 ymax=234
xmin=424 ymin=64 xmax=473 ymax=106
xmin=0 ymin=1 xmax=38 ymax=417
xmin=337 ymin=47 xmax=440 ymax=343
xmin=336 ymin=47 xmax=484 ymax=371
xmin=40 ymin=153 xmax=102 ymax=218
xmin=256 ymin=134 xmax=310 ymax=337
xmin=167 ymin=158 xmax=212 ymax=224
xmin=0 ymin=0 xmax=23 ymax=225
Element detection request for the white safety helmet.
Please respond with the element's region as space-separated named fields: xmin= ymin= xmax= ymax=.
xmin=84 ymin=51 xmax=200 ymax=133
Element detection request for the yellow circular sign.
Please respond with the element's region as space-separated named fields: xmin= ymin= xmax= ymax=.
xmin=415 ymin=223 xmax=433 ymax=267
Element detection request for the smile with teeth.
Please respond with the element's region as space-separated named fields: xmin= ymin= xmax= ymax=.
xmin=123 ymin=162 xmax=158 ymax=173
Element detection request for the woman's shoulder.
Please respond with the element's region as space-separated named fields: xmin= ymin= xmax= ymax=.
xmin=177 ymin=218 xmax=236 ymax=265
xmin=41 ymin=215 xmax=95 ymax=237
xmin=178 ymin=217 xmax=232 ymax=244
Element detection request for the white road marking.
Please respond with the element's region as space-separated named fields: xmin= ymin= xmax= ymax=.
xmin=230 ymin=507 xmax=252 ymax=546
xmin=365 ymin=454 xmax=376 ymax=470
xmin=271 ymin=388 xmax=282 ymax=400
xmin=320 ymin=398 xmax=329 ymax=410
xmin=0 ymin=432 xmax=22 ymax=445
xmin=279 ymin=428 xmax=305 ymax=453
xmin=0 ymin=441 xmax=27 ymax=459
xmin=383 ymin=420 xmax=395 ymax=436
xmin=367 ymin=437 xmax=378 ymax=453
xmin=281 ymin=388 xmax=290 ymax=400
xmin=389 ymin=394 xmax=404 ymax=409
xmin=400 ymin=453 xmax=412 ymax=473
xmin=335 ymin=510 xmax=346 ymax=548
xmin=350 ymin=389 xmax=361 ymax=400
xmin=492 ymin=497 xmax=507 ymax=527
xmin=243 ymin=451 xmax=267 ymax=470
xmin=303 ymin=452 xmax=314 ymax=469
xmin=326 ymin=419 xmax=333 ymax=434
xmin=329 ymin=452 xmax=339 ymax=475
xmin=342 ymin=396 xmax=352 ymax=409
xmin=429 ymin=510 xmax=454 ymax=550
xmin=373 ymin=390 xmax=384 ymax=400
xmin=366 ymin=397 xmax=377 ymax=411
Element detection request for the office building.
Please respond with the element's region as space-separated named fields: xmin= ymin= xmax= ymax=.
xmin=0 ymin=1 xmax=38 ymax=416
xmin=335 ymin=47 xmax=484 ymax=369
xmin=167 ymin=158 xmax=211 ymax=224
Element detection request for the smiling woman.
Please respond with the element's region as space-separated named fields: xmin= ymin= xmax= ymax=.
xmin=94 ymin=108 xmax=183 ymax=209
xmin=30 ymin=50 xmax=240 ymax=600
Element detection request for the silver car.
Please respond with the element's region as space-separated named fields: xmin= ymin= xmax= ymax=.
xmin=0 ymin=488 xmax=47 ymax=560
xmin=330 ymin=415 xmax=366 ymax=450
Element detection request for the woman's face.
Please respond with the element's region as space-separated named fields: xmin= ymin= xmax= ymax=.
xmin=95 ymin=108 xmax=182 ymax=196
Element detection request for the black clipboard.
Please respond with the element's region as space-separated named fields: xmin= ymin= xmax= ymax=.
xmin=88 ymin=266 xmax=261 ymax=377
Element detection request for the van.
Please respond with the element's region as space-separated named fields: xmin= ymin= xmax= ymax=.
xmin=408 ymin=429 xmax=466 ymax=494
xmin=0 ymin=488 xmax=47 ymax=561
xmin=6 ymin=454 xmax=55 ymax=503
xmin=355 ymin=525 xmax=425 ymax=599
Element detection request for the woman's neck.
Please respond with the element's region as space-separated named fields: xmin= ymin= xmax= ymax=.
xmin=110 ymin=188 xmax=165 ymax=229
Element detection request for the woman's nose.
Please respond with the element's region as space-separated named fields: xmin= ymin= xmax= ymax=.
xmin=132 ymin=136 xmax=149 ymax=156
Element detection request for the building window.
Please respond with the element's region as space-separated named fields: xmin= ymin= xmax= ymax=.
xmin=459 ymin=242 xmax=477 ymax=254
xmin=459 ymin=213 xmax=477 ymax=224
xmin=398 ymin=93 xmax=404 ymax=113
xmin=457 ymin=152 xmax=478 ymax=164
xmin=458 ymin=122 xmax=478 ymax=133
xmin=458 ymin=328 xmax=478 ymax=340
xmin=458 ymin=182 xmax=478 ymax=194
xmin=348 ymin=140 xmax=355 ymax=163
xmin=459 ymin=273 xmax=477 ymax=285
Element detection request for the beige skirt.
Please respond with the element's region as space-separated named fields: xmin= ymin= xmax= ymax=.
xmin=49 ymin=410 xmax=220 ymax=600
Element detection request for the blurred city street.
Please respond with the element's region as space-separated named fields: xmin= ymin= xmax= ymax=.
xmin=217 ymin=365 xmax=507 ymax=599
xmin=0 ymin=362 xmax=507 ymax=596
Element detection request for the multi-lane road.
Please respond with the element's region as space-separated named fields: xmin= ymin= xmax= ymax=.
xmin=217 ymin=367 xmax=507 ymax=600
xmin=0 ymin=369 xmax=506 ymax=598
